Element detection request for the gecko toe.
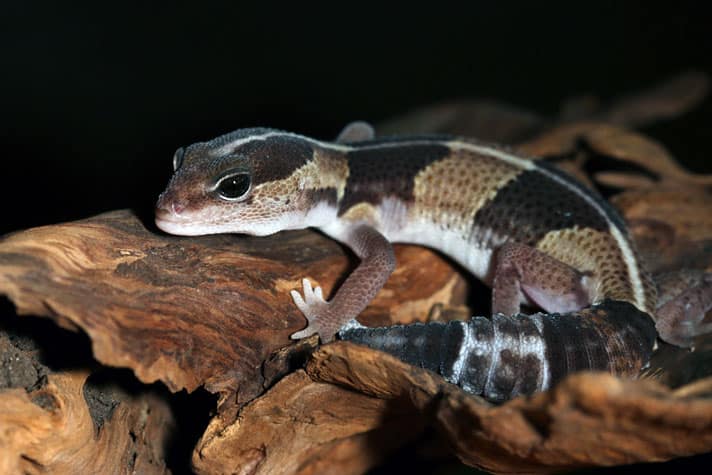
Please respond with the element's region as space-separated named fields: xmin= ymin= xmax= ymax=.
xmin=290 ymin=328 xmax=313 ymax=340
xmin=290 ymin=289 xmax=307 ymax=312
xmin=290 ymin=322 xmax=335 ymax=342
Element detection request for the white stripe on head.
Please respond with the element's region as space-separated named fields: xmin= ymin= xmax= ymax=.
xmin=212 ymin=130 xmax=353 ymax=156
xmin=212 ymin=131 xmax=307 ymax=156
xmin=213 ymin=130 xmax=548 ymax=166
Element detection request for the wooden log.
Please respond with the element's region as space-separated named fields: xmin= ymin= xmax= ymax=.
xmin=306 ymin=343 xmax=712 ymax=473
xmin=0 ymin=211 xmax=467 ymax=407
xmin=0 ymin=368 xmax=173 ymax=474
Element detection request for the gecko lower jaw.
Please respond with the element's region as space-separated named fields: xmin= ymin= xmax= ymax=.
xmin=155 ymin=210 xmax=235 ymax=236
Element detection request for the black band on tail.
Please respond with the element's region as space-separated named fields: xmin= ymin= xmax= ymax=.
xmin=338 ymin=299 xmax=656 ymax=402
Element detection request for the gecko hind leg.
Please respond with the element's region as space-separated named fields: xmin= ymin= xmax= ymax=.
xmin=492 ymin=241 xmax=594 ymax=316
xmin=655 ymin=270 xmax=712 ymax=349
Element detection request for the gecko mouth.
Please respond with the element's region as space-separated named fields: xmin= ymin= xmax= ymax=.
xmin=155 ymin=212 xmax=193 ymax=235
xmin=154 ymin=215 xmax=224 ymax=236
xmin=154 ymin=207 xmax=245 ymax=236
xmin=154 ymin=205 xmax=202 ymax=235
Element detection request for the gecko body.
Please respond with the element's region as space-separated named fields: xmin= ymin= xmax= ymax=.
xmin=156 ymin=123 xmax=661 ymax=401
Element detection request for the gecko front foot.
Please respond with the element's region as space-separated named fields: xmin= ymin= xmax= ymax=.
xmin=290 ymin=278 xmax=340 ymax=342
xmin=289 ymin=226 xmax=395 ymax=343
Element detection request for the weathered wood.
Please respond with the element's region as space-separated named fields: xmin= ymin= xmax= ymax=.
xmin=0 ymin=369 xmax=172 ymax=475
xmin=0 ymin=212 xmax=466 ymax=405
xmin=518 ymin=122 xmax=712 ymax=188
xmin=378 ymin=72 xmax=710 ymax=145
xmin=305 ymin=343 xmax=712 ymax=473
xmin=194 ymin=369 xmax=429 ymax=475
xmin=0 ymin=313 xmax=174 ymax=474
xmin=614 ymin=188 xmax=712 ymax=274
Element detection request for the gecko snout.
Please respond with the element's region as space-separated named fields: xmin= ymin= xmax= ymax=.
xmin=154 ymin=197 xmax=194 ymax=235
xmin=155 ymin=191 xmax=188 ymax=221
xmin=155 ymin=188 xmax=182 ymax=210
xmin=170 ymin=202 xmax=185 ymax=215
xmin=155 ymin=201 xmax=184 ymax=218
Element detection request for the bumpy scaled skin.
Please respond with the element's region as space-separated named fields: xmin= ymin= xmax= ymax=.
xmin=339 ymin=300 xmax=656 ymax=401
xmin=155 ymin=122 xmax=707 ymax=400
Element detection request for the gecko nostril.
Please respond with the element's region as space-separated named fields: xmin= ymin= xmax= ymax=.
xmin=155 ymin=194 xmax=187 ymax=219
xmin=172 ymin=202 xmax=185 ymax=215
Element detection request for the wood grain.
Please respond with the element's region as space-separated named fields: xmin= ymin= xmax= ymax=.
xmin=0 ymin=211 xmax=466 ymax=405
xmin=0 ymin=370 xmax=172 ymax=475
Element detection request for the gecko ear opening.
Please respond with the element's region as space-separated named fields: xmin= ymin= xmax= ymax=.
xmin=215 ymin=172 xmax=252 ymax=201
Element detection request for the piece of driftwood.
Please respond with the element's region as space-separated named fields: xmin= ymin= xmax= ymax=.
xmin=0 ymin=311 xmax=175 ymax=474
xmin=307 ymin=343 xmax=712 ymax=473
xmin=0 ymin=330 xmax=173 ymax=475
xmin=613 ymin=188 xmax=712 ymax=274
xmin=194 ymin=369 xmax=429 ymax=475
xmin=0 ymin=212 xmax=466 ymax=405
xmin=560 ymin=70 xmax=709 ymax=127
xmin=517 ymin=122 xmax=712 ymax=189
xmin=1 ymin=74 xmax=711 ymax=474
xmin=0 ymin=371 xmax=173 ymax=475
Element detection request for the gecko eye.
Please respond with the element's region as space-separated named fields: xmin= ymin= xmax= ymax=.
xmin=173 ymin=147 xmax=185 ymax=171
xmin=216 ymin=173 xmax=251 ymax=200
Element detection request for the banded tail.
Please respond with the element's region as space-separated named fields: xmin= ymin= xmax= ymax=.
xmin=339 ymin=300 xmax=656 ymax=401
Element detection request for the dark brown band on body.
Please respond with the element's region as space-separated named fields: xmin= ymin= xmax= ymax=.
xmin=472 ymin=167 xmax=610 ymax=246
xmin=536 ymin=160 xmax=629 ymax=234
xmin=339 ymin=143 xmax=451 ymax=214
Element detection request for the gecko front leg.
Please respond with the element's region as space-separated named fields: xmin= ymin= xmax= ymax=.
xmin=290 ymin=224 xmax=396 ymax=343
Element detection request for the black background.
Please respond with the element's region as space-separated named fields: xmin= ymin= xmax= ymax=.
xmin=1 ymin=2 xmax=711 ymax=235
xmin=1 ymin=2 xmax=711 ymax=473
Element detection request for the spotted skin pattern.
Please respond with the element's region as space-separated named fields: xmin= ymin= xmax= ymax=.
xmin=154 ymin=124 xmax=684 ymax=401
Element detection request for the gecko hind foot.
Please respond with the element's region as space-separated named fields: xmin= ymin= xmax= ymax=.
xmin=290 ymin=278 xmax=338 ymax=342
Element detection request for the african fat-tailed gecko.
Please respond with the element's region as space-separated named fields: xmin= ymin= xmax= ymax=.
xmin=155 ymin=122 xmax=712 ymax=401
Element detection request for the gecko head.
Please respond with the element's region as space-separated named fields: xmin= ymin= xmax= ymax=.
xmin=155 ymin=128 xmax=338 ymax=237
